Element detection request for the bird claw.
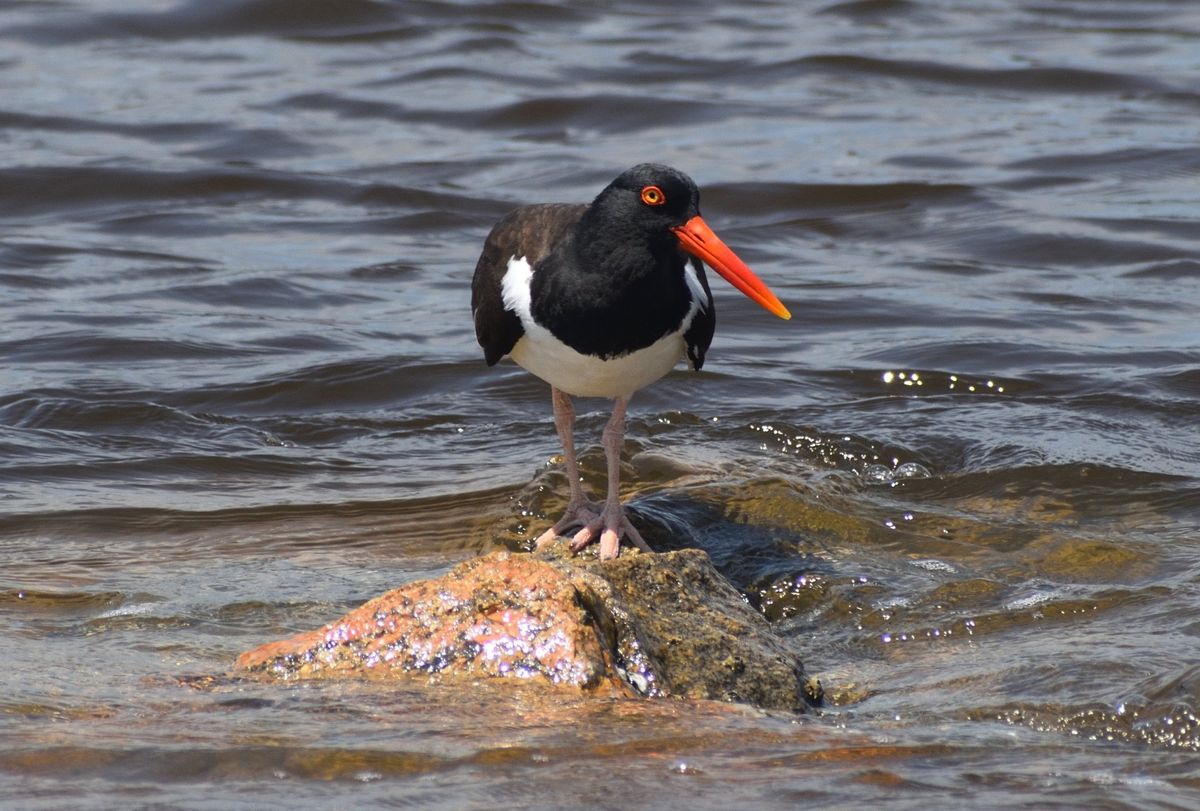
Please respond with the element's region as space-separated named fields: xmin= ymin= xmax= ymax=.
xmin=535 ymin=501 xmax=649 ymax=560
xmin=597 ymin=528 xmax=620 ymax=561
xmin=534 ymin=499 xmax=601 ymax=550
xmin=568 ymin=507 xmax=650 ymax=560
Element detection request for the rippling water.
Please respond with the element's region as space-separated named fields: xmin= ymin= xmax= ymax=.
xmin=3 ymin=0 xmax=1200 ymax=807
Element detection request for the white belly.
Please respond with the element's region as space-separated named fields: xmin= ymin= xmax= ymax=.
xmin=510 ymin=328 xmax=686 ymax=399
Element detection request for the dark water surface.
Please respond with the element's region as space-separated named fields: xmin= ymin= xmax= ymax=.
xmin=4 ymin=0 xmax=1200 ymax=807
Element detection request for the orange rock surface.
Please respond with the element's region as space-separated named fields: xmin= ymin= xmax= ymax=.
xmin=236 ymin=551 xmax=623 ymax=690
xmin=235 ymin=545 xmax=820 ymax=711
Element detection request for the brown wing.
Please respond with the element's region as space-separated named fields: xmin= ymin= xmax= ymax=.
xmin=470 ymin=203 xmax=585 ymax=366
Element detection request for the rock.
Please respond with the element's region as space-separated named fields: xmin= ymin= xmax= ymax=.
xmin=235 ymin=550 xmax=619 ymax=690
xmin=235 ymin=543 xmax=821 ymax=712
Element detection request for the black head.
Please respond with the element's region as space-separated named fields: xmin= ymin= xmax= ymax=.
xmin=582 ymin=162 xmax=793 ymax=321
xmin=580 ymin=163 xmax=702 ymax=251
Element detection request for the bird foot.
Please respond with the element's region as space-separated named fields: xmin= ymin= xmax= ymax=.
xmin=571 ymin=505 xmax=651 ymax=561
xmin=535 ymin=501 xmax=650 ymax=561
xmin=534 ymin=499 xmax=601 ymax=550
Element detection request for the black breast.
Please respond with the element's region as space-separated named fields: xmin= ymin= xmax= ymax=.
xmin=529 ymin=223 xmax=697 ymax=360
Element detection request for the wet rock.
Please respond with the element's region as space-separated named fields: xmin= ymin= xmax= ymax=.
xmin=236 ymin=543 xmax=820 ymax=712
xmin=235 ymin=550 xmax=618 ymax=690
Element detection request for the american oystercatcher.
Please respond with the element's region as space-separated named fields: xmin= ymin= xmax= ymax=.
xmin=471 ymin=163 xmax=790 ymax=560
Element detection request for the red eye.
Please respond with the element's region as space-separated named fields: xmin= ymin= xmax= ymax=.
xmin=640 ymin=185 xmax=666 ymax=206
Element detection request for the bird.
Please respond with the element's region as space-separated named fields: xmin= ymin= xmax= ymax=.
xmin=471 ymin=163 xmax=790 ymax=561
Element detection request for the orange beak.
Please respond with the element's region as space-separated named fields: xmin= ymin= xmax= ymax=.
xmin=671 ymin=216 xmax=791 ymax=320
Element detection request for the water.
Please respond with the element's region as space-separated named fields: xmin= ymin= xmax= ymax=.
xmin=3 ymin=0 xmax=1200 ymax=807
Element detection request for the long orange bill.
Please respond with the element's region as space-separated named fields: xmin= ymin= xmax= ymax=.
xmin=671 ymin=215 xmax=791 ymax=320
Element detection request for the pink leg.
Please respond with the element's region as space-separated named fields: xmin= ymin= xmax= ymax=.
xmin=535 ymin=387 xmax=600 ymax=549
xmin=570 ymin=395 xmax=650 ymax=560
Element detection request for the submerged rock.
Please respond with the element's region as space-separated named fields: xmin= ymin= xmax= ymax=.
xmin=236 ymin=543 xmax=821 ymax=712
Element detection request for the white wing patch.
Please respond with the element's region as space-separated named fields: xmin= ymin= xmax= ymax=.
xmin=500 ymin=255 xmax=534 ymax=322
xmin=684 ymin=258 xmax=708 ymax=313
